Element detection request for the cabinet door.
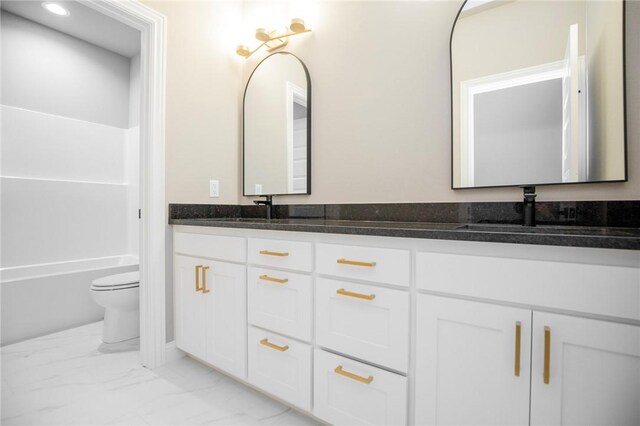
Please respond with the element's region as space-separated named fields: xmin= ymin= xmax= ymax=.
xmin=531 ymin=313 xmax=640 ymax=426
xmin=174 ymin=255 xmax=208 ymax=360
xmin=247 ymin=326 xmax=312 ymax=411
xmin=415 ymin=295 xmax=531 ymax=425
xmin=316 ymin=278 xmax=409 ymax=372
xmin=247 ymin=267 xmax=312 ymax=341
xmin=202 ymin=260 xmax=247 ymax=379
xmin=313 ymin=349 xmax=408 ymax=425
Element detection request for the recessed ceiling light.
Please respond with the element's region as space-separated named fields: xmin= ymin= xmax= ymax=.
xmin=42 ymin=2 xmax=70 ymax=16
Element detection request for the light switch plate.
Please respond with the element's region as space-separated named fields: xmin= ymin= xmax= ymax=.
xmin=209 ymin=180 xmax=219 ymax=197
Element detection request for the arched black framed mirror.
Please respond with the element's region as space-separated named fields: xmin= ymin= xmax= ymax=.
xmin=243 ymin=52 xmax=311 ymax=196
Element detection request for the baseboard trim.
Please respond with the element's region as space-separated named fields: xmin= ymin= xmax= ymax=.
xmin=165 ymin=340 xmax=185 ymax=363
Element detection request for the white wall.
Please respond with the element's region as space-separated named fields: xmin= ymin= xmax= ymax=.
xmin=143 ymin=1 xmax=243 ymax=205
xmin=140 ymin=1 xmax=637 ymax=206
xmin=0 ymin=12 xmax=131 ymax=128
xmin=234 ymin=0 xmax=636 ymax=204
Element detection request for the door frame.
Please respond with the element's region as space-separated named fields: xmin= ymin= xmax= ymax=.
xmin=84 ymin=0 xmax=167 ymax=369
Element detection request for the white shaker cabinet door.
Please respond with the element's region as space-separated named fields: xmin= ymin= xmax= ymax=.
xmin=247 ymin=267 xmax=312 ymax=341
xmin=202 ymin=260 xmax=247 ymax=380
xmin=247 ymin=326 xmax=312 ymax=411
xmin=174 ymin=255 xmax=208 ymax=360
xmin=415 ymin=295 xmax=531 ymax=425
xmin=531 ymin=312 xmax=640 ymax=426
xmin=313 ymin=349 xmax=408 ymax=425
xmin=316 ymin=278 xmax=409 ymax=372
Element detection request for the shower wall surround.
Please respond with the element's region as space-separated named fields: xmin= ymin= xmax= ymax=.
xmin=0 ymin=12 xmax=140 ymax=345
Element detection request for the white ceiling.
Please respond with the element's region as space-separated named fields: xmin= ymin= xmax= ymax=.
xmin=1 ymin=0 xmax=141 ymax=58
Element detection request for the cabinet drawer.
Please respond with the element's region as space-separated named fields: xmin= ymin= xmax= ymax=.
xmin=247 ymin=267 xmax=312 ymax=342
xmin=174 ymin=232 xmax=245 ymax=263
xmin=416 ymin=251 xmax=640 ymax=321
xmin=316 ymin=243 xmax=410 ymax=287
xmin=248 ymin=238 xmax=312 ymax=272
xmin=313 ymin=349 xmax=407 ymax=425
xmin=316 ymin=278 xmax=409 ymax=372
xmin=248 ymin=326 xmax=312 ymax=411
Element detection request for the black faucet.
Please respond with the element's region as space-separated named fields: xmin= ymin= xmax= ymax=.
xmin=522 ymin=186 xmax=537 ymax=227
xmin=253 ymin=195 xmax=273 ymax=220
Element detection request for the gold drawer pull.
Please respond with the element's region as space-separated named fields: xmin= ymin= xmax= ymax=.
xmin=201 ymin=266 xmax=210 ymax=294
xmin=514 ymin=321 xmax=521 ymax=377
xmin=336 ymin=288 xmax=376 ymax=301
xmin=259 ymin=274 xmax=289 ymax=284
xmin=337 ymin=258 xmax=376 ymax=267
xmin=543 ymin=326 xmax=551 ymax=384
xmin=259 ymin=250 xmax=289 ymax=257
xmin=195 ymin=265 xmax=203 ymax=292
xmin=260 ymin=338 xmax=289 ymax=352
xmin=334 ymin=365 xmax=373 ymax=384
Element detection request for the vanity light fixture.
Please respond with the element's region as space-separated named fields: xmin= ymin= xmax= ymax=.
xmin=236 ymin=18 xmax=311 ymax=59
xmin=42 ymin=2 xmax=70 ymax=16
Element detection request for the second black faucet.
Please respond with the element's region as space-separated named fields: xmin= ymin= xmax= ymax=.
xmin=253 ymin=195 xmax=273 ymax=220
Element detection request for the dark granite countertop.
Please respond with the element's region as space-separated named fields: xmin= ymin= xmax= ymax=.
xmin=169 ymin=218 xmax=640 ymax=250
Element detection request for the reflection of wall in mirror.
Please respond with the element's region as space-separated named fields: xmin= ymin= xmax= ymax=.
xmin=473 ymin=79 xmax=563 ymax=187
xmin=586 ymin=0 xmax=625 ymax=182
xmin=244 ymin=55 xmax=307 ymax=195
xmin=452 ymin=0 xmax=587 ymax=186
xmin=290 ymin=100 xmax=308 ymax=193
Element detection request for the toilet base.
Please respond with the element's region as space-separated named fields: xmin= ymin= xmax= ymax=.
xmin=103 ymin=308 xmax=140 ymax=344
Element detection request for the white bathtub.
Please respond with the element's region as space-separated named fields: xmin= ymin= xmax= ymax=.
xmin=1 ymin=255 xmax=139 ymax=346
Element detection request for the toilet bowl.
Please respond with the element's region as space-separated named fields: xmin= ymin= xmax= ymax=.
xmin=90 ymin=271 xmax=140 ymax=343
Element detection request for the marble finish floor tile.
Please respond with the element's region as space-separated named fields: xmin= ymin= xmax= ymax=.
xmin=1 ymin=322 xmax=320 ymax=426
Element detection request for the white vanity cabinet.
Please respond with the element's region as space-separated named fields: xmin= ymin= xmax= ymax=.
xmin=173 ymin=225 xmax=640 ymax=426
xmin=415 ymin=247 xmax=640 ymax=426
xmin=416 ymin=296 xmax=640 ymax=426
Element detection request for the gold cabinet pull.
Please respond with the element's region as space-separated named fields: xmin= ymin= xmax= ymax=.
xmin=259 ymin=274 xmax=289 ymax=284
xmin=337 ymin=258 xmax=376 ymax=267
xmin=201 ymin=266 xmax=210 ymax=294
xmin=195 ymin=265 xmax=203 ymax=292
xmin=514 ymin=321 xmax=521 ymax=377
xmin=334 ymin=365 xmax=373 ymax=384
xmin=259 ymin=250 xmax=289 ymax=257
xmin=336 ymin=288 xmax=376 ymax=301
xmin=260 ymin=338 xmax=289 ymax=352
xmin=543 ymin=326 xmax=551 ymax=384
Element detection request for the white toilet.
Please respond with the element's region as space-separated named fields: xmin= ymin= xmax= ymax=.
xmin=90 ymin=271 xmax=140 ymax=343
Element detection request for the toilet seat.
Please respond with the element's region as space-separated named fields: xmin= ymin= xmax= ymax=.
xmin=91 ymin=271 xmax=139 ymax=291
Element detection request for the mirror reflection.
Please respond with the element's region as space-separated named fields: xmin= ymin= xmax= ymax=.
xmin=451 ymin=0 xmax=626 ymax=189
xmin=243 ymin=52 xmax=311 ymax=196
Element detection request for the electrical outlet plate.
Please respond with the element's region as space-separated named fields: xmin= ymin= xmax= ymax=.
xmin=209 ymin=180 xmax=219 ymax=198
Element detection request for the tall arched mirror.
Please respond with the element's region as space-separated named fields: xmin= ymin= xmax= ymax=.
xmin=243 ymin=52 xmax=311 ymax=196
xmin=451 ymin=0 xmax=626 ymax=189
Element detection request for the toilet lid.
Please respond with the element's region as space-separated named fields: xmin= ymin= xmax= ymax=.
xmin=92 ymin=271 xmax=139 ymax=288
